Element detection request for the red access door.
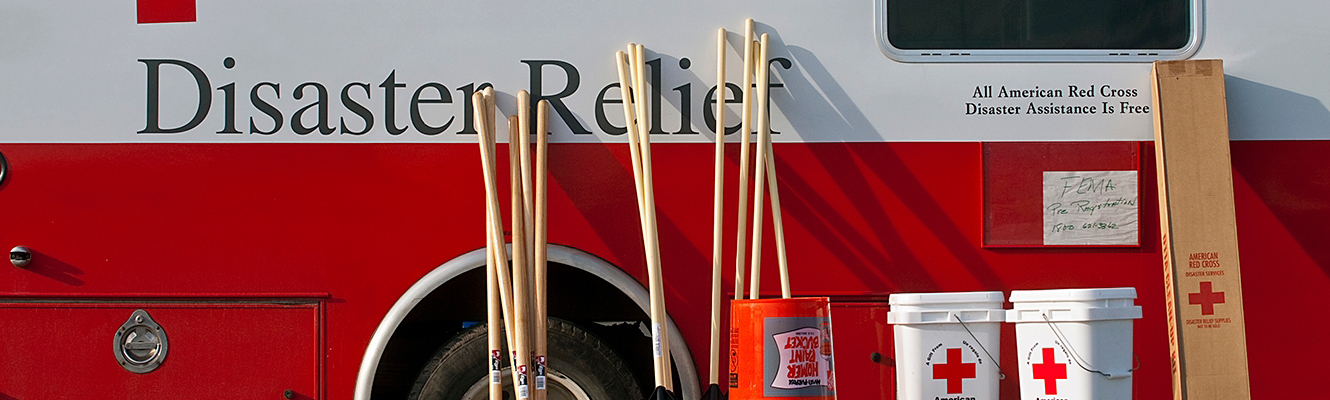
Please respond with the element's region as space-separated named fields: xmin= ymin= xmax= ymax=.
xmin=830 ymin=302 xmax=895 ymax=399
xmin=0 ymin=301 xmax=322 ymax=399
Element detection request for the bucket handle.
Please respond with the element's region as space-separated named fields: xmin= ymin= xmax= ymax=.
xmin=954 ymin=314 xmax=1006 ymax=380
xmin=1040 ymin=313 xmax=1139 ymax=380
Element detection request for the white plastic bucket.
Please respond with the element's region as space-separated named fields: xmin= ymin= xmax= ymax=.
xmin=1007 ymin=287 xmax=1142 ymax=400
xmin=887 ymin=291 xmax=1005 ymax=400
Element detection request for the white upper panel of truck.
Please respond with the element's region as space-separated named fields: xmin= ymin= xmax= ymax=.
xmin=0 ymin=0 xmax=1326 ymax=142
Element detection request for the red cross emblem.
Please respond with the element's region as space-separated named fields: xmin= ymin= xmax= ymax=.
xmin=1032 ymin=348 xmax=1067 ymax=395
xmin=1188 ymin=281 xmax=1226 ymax=315
xmin=932 ymin=348 xmax=975 ymax=394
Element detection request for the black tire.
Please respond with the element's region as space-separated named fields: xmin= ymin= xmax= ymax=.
xmin=407 ymin=318 xmax=643 ymax=400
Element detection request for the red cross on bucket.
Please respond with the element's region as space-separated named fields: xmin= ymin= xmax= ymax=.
xmin=1032 ymin=348 xmax=1067 ymax=395
xmin=1188 ymin=281 xmax=1226 ymax=315
xmin=932 ymin=348 xmax=976 ymax=394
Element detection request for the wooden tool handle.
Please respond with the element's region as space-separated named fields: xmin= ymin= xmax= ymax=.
xmin=474 ymin=91 xmax=519 ymax=400
xmin=518 ymin=91 xmax=536 ymax=284
xmin=634 ymin=43 xmax=674 ymax=390
xmin=616 ymin=50 xmax=647 ymax=220
xmin=508 ymin=115 xmax=533 ymax=400
xmin=484 ymin=90 xmax=516 ymax=349
xmin=708 ymin=27 xmax=727 ymax=387
xmin=533 ymin=99 xmax=549 ymax=400
xmin=755 ymin=34 xmax=791 ymax=299
xmin=734 ymin=19 xmax=756 ymax=301
xmin=748 ymin=38 xmax=769 ymax=301
xmin=476 ymin=91 xmax=505 ymax=400
xmin=617 ymin=47 xmax=666 ymax=389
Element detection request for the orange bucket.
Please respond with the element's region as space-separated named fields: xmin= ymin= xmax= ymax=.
xmin=729 ymin=297 xmax=837 ymax=400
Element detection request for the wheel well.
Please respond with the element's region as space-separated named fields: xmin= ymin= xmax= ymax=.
xmin=361 ymin=245 xmax=696 ymax=399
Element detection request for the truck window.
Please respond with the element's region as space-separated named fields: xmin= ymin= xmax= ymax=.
xmin=877 ymin=0 xmax=1198 ymax=62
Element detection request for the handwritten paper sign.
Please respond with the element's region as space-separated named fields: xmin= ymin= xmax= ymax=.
xmin=1043 ymin=171 xmax=1139 ymax=246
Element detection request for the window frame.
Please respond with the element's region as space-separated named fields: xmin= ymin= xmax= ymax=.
xmin=874 ymin=0 xmax=1204 ymax=63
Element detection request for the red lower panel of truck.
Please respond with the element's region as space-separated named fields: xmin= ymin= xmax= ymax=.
xmin=0 ymin=141 xmax=1325 ymax=399
xmin=0 ymin=301 xmax=321 ymax=399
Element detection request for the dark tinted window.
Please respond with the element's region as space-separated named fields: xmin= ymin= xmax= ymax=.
xmin=887 ymin=0 xmax=1190 ymax=50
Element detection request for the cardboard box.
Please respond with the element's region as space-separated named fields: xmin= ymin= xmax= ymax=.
xmin=1151 ymin=59 xmax=1251 ymax=400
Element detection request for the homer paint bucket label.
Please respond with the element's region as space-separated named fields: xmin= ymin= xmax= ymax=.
xmin=732 ymin=297 xmax=837 ymax=399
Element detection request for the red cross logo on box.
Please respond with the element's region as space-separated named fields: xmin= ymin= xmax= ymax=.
xmin=1032 ymin=348 xmax=1067 ymax=395
xmin=1188 ymin=281 xmax=1226 ymax=315
xmin=932 ymin=348 xmax=975 ymax=394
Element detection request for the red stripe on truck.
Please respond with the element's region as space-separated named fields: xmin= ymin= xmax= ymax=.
xmin=137 ymin=0 xmax=195 ymax=24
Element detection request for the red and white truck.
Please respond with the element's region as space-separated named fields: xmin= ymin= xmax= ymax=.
xmin=1 ymin=1 xmax=1327 ymax=399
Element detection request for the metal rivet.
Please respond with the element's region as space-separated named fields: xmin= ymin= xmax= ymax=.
xmin=283 ymin=389 xmax=294 ymax=399
xmin=10 ymin=246 xmax=31 ymax=268
xmin=870 ymin=352 xmax=882 ymax=363
xmin=0 ymin=149 xmax=8 ymax=187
